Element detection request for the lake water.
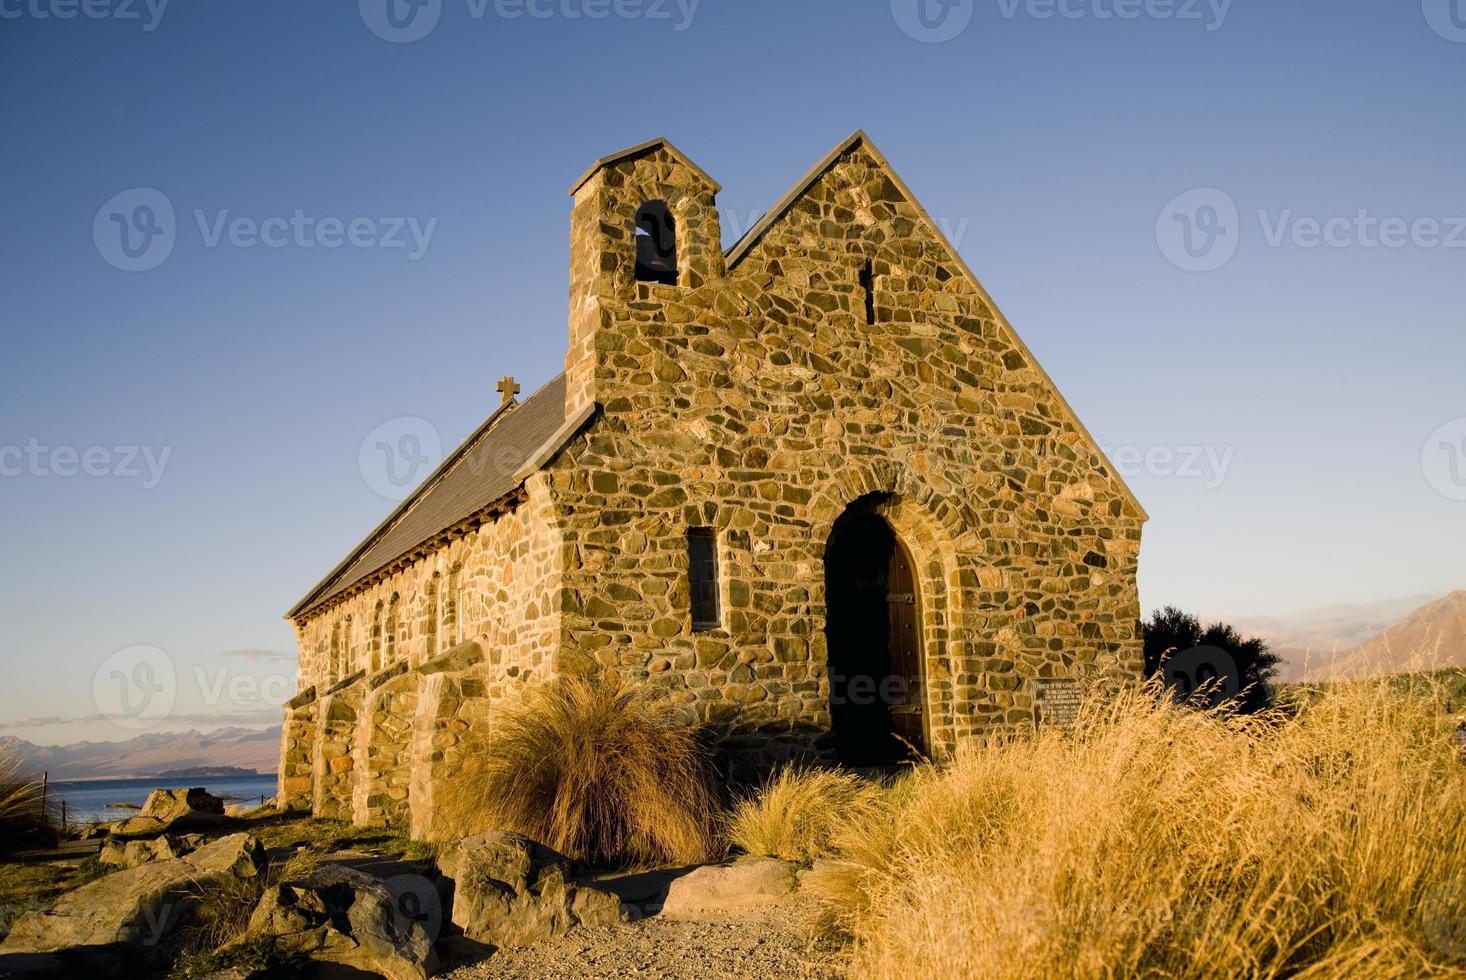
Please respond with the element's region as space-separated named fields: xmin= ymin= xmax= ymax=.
xmin=48 ymin=773 xmax=279 ymax=824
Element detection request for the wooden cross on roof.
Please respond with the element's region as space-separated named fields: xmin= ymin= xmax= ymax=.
xmin=496 ymin=375 xmax=521 ymax=407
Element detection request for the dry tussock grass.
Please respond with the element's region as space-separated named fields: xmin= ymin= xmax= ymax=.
xmin=438 ymin=674 xmax=721 ymax=867
xmin=0 ymin=745 xmax=53 ymax=854
xmin=727 ymin=765 xmax=884 ymax=862
xmin=798 ymin=676 xmax=1466 ymax=979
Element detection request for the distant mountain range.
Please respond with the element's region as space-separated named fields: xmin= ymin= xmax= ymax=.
xmin=0 ymin=726 xmax=280 ymax=780
xmin=1306 ymin=591 xmax=1466 ymax=682
xmin=1226 ymin=591 xmax=1466 ymax=683
xmin=1227 ymin=594 xmax=1437 ymax=682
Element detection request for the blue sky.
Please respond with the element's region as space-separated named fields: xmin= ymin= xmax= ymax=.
xmin=2 ymin=0 xmax=1463 ymax=744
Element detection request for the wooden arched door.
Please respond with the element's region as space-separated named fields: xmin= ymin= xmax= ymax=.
xmin=824 ymin=506 xmax=927 ymax=763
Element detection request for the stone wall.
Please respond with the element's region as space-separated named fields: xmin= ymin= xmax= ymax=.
xmin=548 ymin=140 xmax=1143 ymax=763
xmin=292 ymin=475 xmax=563 ymax=695
xmin=283 ymin=136 xmax=1145 ymax=824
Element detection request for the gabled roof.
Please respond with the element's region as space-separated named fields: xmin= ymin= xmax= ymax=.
xmin=725 ymin=130 xmax=1148 ymax=521
xmin=287 ymin=374 xmax=591 ymax=620
xmin=568 ymin=136 xmax=721 ymax=196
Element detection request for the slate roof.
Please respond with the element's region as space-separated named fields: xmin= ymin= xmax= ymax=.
xmin=287 ymin=373 xmax=572 ymax=619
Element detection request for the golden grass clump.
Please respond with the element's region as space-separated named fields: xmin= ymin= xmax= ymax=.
xmin=727 ymin=765 xmax=884 ymax=862
xmin=0 ymin=745 xmax=54 ymax=855
xmin=438 ymin=674 xmax=721 ymax=868
xmin=801 ymin=675 xmax=1466 ymax=979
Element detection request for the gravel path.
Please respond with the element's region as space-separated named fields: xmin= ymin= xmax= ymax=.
xmin=444 ymin=899 xmax=845 ymax=979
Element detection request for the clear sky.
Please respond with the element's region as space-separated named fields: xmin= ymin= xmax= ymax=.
xmin=2 ymin=0 xmax=1463 ymax=745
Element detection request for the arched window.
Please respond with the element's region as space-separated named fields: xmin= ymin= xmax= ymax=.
xmin=342 ymin=615 xmax=353 ymax=673
xmin=634 ymin=201 xmax=677 ymax=285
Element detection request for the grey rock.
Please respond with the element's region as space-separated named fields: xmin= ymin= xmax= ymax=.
xmin=659 ymin=857 xmax=797 ymax=917
xmin=0 ymin=833 xmax=267 ymax=956
xmin=242 ymin=863 xmax=438 ymax=980
xmin=438 ymin=832 xmax=624 ymax=949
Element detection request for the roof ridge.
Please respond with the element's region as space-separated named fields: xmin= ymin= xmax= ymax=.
xmin=285 ymin=373 xmax=567 ymax=619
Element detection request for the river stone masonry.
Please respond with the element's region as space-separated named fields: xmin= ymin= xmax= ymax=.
xmin=281 ymin=132 xmax=1147 ymax=831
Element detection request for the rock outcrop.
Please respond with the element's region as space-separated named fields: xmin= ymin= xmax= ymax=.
xmin=659 ymin=856 xmax=797 ymax=917
xmin=241 ymin=863 xmax=438 ymax=980
xmin=438 ymin=832 xmax=624 ymax=948
xmin=1 ymin=834 xmax=267 ymax=956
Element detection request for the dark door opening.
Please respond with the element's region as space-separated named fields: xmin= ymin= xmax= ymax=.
xmin=824 ymin=507 xmax=927 ymax=765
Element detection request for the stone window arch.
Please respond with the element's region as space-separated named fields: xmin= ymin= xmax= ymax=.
xmin=634 ymin=200 xmax=677 ymax=286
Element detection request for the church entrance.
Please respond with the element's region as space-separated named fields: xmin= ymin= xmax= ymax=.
xmin=824 ymin=501 xmax=927 ymax=764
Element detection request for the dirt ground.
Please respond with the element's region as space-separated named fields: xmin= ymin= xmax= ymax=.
xmin=444 ymin=897 xmax=845 ymax=980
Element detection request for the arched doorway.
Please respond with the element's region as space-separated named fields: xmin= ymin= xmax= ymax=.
xmin=824 ymin=499 xmax=927 ymax=764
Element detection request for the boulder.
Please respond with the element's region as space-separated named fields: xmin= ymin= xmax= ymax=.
xmin=1 ymin=833 xmax=268 ymax=956
xmin=109 ymin=790 xmax=228 ymax=839
xmin=438 ymin=832 xmax=624 ymax=948
xmin=659 ymin=857 xmax=797 ymax=917
xmin=97 ymin=833 xmax=206 ymax=870
xmin=241 ymin=864 xmax=438 ymax=980
xmin=139 ymin=787 xmax=225 ymax=821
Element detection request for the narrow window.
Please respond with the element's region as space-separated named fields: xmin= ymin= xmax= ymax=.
xmin=425 ymin=573 xmax=440 ymax=661
xmin=370 ymin=600 xmax=384 ymax=673
xmin=860 ymin=259 xmax=876 ymax=325
xmin=386 ymin=593 xmax=399 ymax=665
xmin=635 ymin=201 xmax=678 ymax=285
xmin=688 ymin=527 xmax=720 ymax=631
xmin=329 ymin=623 xmax=342 ymax=685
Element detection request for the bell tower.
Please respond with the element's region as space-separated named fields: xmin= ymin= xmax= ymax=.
xmin=564 ymin=138 xmax=725 ymax=415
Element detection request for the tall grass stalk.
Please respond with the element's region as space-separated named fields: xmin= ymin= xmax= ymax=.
xmin=806 ymin=677 xmax=1466 ymax=978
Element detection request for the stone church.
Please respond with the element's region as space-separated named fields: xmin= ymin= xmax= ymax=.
xmin=279 ymin=132 xmax=1146 ymax=837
